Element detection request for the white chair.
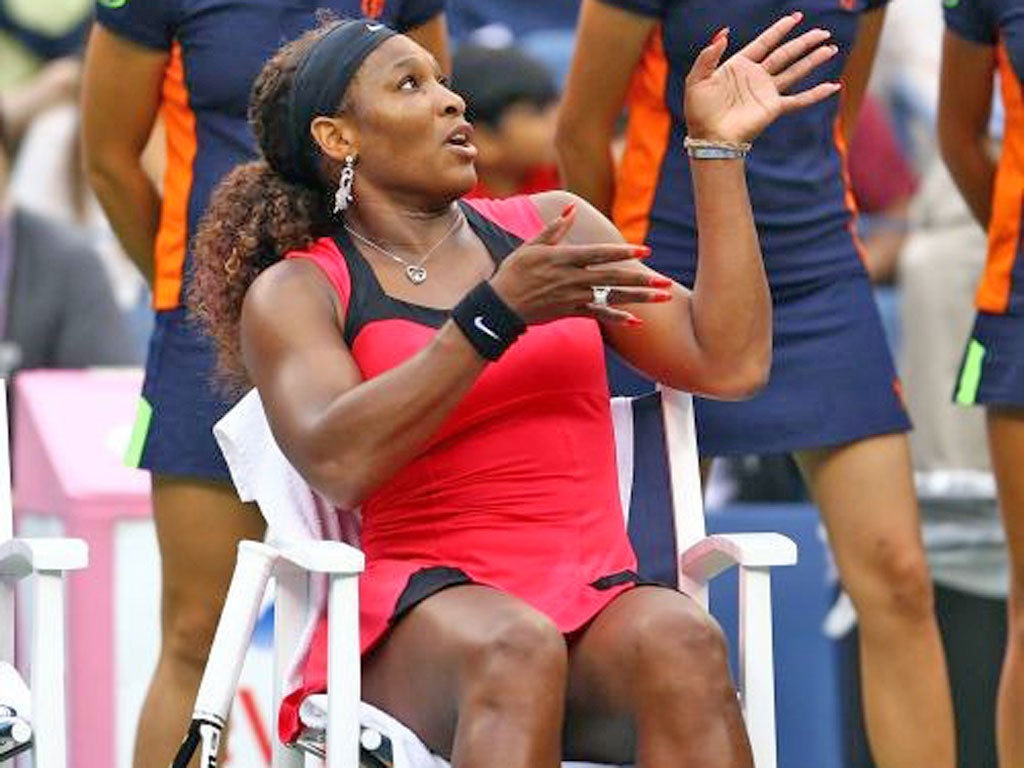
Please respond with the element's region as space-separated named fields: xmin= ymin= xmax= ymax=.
xmin=0 ymin=380 xmax=88 ymax=767
xmin=176 ymin=387 xmax=796 ymax=768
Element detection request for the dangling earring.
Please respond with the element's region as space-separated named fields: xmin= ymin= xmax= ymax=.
xmin=334 ymin=155 xmax=356 ymax=214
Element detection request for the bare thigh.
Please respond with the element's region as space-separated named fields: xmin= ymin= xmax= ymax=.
xmin=794 ymin=432 xmax=933 ymax=619
xmin=988 ymin=408 xmax=1024 ymax=607
xmin=361 ymin=584 xmax=567 ymax=760
xmin=563 ymin=586 xmax=750 ymax=767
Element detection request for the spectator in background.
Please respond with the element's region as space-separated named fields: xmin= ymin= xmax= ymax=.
xmin=848 ymin=94 xmax=918 ymax=288
xmin=453 ymin=45 xmax=560 ymax=199
xmin=0 ymin=124 xmax=137 ymax=375
xmin=940 ymin=1 xmax=1024 ymax=765
xmin=8 ymin=57 xmax=155 ymax=361
xmin=0 ymin=0 xmax=89 ymax=148
xmin=447 ymin=0 xmax=580 ymax=86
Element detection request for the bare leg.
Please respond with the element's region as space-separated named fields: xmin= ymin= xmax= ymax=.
xmin=362 ymin=585 xmax=566 ymax=768
xmin=563 ymin=586 xmax=753 ymax=768
xmin=795 ymin=433 xmax=955 ymax=768
xmin=131 ymin=476 xmax=266 ymax=768
xmin=988 ymin=407 xmax=1024 ymax=768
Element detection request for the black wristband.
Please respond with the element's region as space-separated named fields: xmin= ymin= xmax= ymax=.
xmin=451 ymin=281 xmax=527 ymax=361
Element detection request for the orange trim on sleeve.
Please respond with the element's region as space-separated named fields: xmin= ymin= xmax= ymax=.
xmin=831 ymin=110 xmax=870 ymax=268
xmin=612 ymin=27 xmax=672 ymax=246
xmin=153 ymin=42 xmax=197 ymax=311
xmin=976 ymin=41 xmax=1024 ymax=315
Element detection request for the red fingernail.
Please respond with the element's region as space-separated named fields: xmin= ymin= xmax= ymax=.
xmin=634 ymin=245 xmax=652 ymax=258
xmin=649 ymin=276 xmax=672 ymax=288
xmin=626 ymin=316 xmax=644 ymax=327
xmin=712 ymin=26 xmax=730 ymax=43
xmin=561 ymin=203 xmax=576 ymax=219
xmin=653 ymin=292 xmax=673 ymax=302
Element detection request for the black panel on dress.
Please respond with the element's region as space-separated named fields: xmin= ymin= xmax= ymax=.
xmin=332 ymin=201 xmax=526 ymax=347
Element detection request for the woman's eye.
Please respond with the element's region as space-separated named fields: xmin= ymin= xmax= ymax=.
xmin=399 ymin=75 xmax=418 ymax=90
xmin=437 ymin=75 xmax=450 ymax=88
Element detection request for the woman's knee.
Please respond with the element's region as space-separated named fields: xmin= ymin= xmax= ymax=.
xmin=459 ymin=608 xmax=568 ymax=699
xmin=624 ymin=599 xmax=732 ymax=695
xmin=161 ymin=592 xmax=224 ymax=671
xmin=847 ymin=543 xmax=936 ymax=625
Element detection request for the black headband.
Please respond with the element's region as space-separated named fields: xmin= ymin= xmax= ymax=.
xmin=286 ymin=19 xmax=396 ymax=184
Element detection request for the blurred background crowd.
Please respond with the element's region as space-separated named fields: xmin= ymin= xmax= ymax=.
xmin=0 ymin=0 xmax=1010 ymax=765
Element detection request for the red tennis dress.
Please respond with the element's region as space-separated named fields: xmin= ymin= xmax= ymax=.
xmin=278 ymin=196 xmax=639 ymax=741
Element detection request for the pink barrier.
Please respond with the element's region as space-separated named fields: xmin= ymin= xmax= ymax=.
xmin=12 ymin=369 xmax=274 ymax=768
xmin=13 ymin=369 xmax=149 ymax=768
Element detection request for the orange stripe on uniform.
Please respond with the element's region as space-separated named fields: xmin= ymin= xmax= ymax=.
xmin=612 ymin=27 xmax=672 ymax=246
xmin=153 ymin=42 xmax=197 ymax=311
xmin=831 ymin=108 xmax=870 ymax=268
xmin=977 ymin=40 xmax=1024 ymax=315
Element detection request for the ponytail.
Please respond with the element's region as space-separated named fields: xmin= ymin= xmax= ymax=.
xmin=188 ymin=22 xmax=342 ymax=392
xmin=189 ymin=159 xmax=332 ymax=392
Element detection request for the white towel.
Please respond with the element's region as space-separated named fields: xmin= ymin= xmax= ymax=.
xmin=213 ymin=389 xmax=359 ymax=687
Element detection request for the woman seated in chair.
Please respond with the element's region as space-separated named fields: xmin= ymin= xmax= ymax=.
xmin=190 ymin=16 xmax=838 ymax=768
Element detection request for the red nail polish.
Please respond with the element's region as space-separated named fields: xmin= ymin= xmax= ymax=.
xmin=653 ymin=292 xmax=673 ymax=302
xmin=634 ymin=245 xmax=652 ymax=258
xmin=561 ymin=203 xmax=576 ymax=218
xmin=712 ymin=26 xmax=730 ymax=43
xmin=650 ymin=276 xmax=672 ymax=288
xmin=626 ymin=316 xmax=644 ymax=327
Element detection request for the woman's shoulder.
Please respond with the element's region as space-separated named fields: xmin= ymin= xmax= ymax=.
xmin=463 ymin=190 xmax=616 ymax=242
xmin=282 ymin=236 xmax=353 ymax=304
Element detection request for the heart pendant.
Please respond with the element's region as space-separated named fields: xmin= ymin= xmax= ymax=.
xmin=405 ymin=265 xmax=427 ymax=284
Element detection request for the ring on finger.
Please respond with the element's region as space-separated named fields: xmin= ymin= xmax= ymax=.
xmin=591 ymin=285 xmax=612 ymax=307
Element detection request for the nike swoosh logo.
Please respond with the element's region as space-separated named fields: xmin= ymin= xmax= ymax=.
xmin=366 ymin=23 xmax=384 ymax=31
xmin=474 ymin=316 xmax=500 ymax=340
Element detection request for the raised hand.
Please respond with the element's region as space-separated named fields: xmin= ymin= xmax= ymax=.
xmin=684 ymin=12 xmax=841 ymax=144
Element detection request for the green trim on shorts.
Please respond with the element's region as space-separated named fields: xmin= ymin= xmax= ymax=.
xmin=955 ymin=339 xmax=986 ymax=406
xmin=125 ymin=397 xmax=153 ymax=468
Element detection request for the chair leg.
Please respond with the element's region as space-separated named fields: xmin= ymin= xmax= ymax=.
xmin=30 ymin=572 xmax=67 ymax=768
xmin=0 ymin=576 xmax=13 ymax=666
xmin=326 ymin=575 xmax=360 ymax=768
xmin=738 ymin=566 xmax=778 ymax=768
xmin=274 ymin=566 xmax=309 ymax=768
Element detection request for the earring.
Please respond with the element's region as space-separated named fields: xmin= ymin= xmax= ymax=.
xmin=333 ymin=155 xmax=356 ymax=214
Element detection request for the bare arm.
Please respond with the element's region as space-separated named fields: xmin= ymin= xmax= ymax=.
xmin=405 ymin=13 xmax=451 ymax=74
xmin=838 ymin=7 xmax=887 ymax=144
xmin=556 ymin=0 xmax=655 ymax=215
xmin=938 ymin=29 xmax=996 ymax=228
xmin=81 ymin=24 xmax=166 ymax=281
xmin=242 ymin=261 xmax=486 ymax=509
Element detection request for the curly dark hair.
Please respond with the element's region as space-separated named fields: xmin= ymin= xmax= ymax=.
xmin=188 ymin=21 xmax=344 ymax=392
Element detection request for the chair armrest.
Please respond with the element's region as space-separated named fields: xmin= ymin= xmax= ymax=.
xmin=278 ymin=540 xmax=365 ymax=576
xmin=679 ymin=533 xmax=796 ymax=588
xmin=0 ymin=538 xmax=88 ymax=579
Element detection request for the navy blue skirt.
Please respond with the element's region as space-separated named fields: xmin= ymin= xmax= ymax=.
xmin=608 ymin=273 xmax=912 ymax=456
xmin=127 ymin=307 xmax=237 ymax=481
xmin=954 ymin=311 xmax=1024 ymax=408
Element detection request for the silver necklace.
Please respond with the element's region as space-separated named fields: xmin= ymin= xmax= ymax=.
xmin=344 ymin=210 xmax=464 ymax=285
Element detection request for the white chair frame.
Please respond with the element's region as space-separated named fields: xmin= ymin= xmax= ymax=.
xmin=0 ymin=380 xmax=88 ymax=767
xmin=183 ymin=386 xmax=796 ymax=768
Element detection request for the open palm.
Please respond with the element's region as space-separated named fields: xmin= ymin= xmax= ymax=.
xmin=684 ymin=13 xmax=840 ymax=144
